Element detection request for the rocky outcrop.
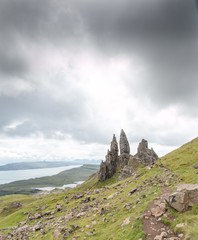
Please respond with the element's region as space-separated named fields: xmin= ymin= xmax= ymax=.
xmin=98 ymin=135 xmax=119 ymax=182
xmin=98 ymin=131 xmax=158 ymax=181
xmin=135 ymin=139 xmax=158 ymax=165
xmin=166 ymin=184 xmax=198 ymax=212
xmin=119 ymin=129 xmax=130 ymax=155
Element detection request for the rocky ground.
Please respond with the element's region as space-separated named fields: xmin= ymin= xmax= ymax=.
xmin=0 ymin=166 xmax=185 ymax=240
xmin=143 ymin=168 xmax=184 ymax=240
xmin=0 ymin=137 xmax=198 ymax=240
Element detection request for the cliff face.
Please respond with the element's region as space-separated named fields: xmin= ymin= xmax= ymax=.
xmin=98 ymin=130 xmax=158 ymax=182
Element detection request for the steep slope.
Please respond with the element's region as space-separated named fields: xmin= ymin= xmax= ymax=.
xmin=158 ymin=137 xmax=198 ymax=184
xmin=0 ymin=138 xmax=197 ymax=240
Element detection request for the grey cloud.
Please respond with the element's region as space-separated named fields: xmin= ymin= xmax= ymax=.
xmin=0 ymin=0 xmax=81 ymax=42
xmin=0 ymin=47 xmax=28 ymax=77
xmin=0 ymin=91 xmax=109 ymax=144
xmin=73 ymin=0 xmax=198 ymax=112
xmin=0 ymin=0 xmax=197 ymax=146
xmin=1 ymin=0 xmax=197 ymax=111
xmin=0 ymin=0 xmax=82 ymax=81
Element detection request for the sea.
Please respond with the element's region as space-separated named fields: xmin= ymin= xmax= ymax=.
xmin=0 ymin=165 xmax=81 ymax=185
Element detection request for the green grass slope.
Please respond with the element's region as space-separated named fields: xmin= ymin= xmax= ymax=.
xmin=0 ymin=167 xmax=162 ymax=239
xmin=158 ymin=137 xmax=198 ymax=184
xmin=157 ymin=137 xmax=198 ymax=240
xmin=0 ymin=138 xmax=197 ymax=240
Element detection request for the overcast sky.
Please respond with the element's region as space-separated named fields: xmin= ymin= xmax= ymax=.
xmin=0 ymin=0 xmax=198 ymax=164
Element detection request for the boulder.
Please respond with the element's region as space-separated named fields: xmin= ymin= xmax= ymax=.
xmin=56 ymin=202 xmax=63 ymax=211
xmin=10 ymin=201 xmax=22 ymax=209
xmin=193 ymin=163 xmax=198 ymax=169
xmin=166 ymin=184 xmax=198 ymax=212
xmin=151 ymin=207 xmax=165 ymax=218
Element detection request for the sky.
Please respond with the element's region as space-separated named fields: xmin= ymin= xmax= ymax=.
xmin=0 ymin=0 xmax=198 ymax=164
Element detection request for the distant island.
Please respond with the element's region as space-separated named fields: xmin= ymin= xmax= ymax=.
xmin=0 ymin=159 xmax=101 ymax=171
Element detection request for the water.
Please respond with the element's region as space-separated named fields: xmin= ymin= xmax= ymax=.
xmin=36 ymin=181 xmax=85 ymax=191
xmin=0 ymin=165 xmax=81 ymax=185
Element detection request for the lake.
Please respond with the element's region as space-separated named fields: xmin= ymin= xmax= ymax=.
xmin=0 ymin=165 xmax=81 ymax=185
xmin=36 ymin=181 xmax=85 ymax=191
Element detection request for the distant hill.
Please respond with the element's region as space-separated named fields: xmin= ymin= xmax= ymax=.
xmin=0 ymin=164 xmax=99 ymax=196
xmin=0 ymin=159 xmax=101 ymax=171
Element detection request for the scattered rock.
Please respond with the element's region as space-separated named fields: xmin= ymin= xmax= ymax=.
xmin=56 ymin=202 xmax=63 ymax=211
xmin=81 ymin=196 xmax=91 ymax=203
xmin=176 ymin=223 xmax=185 ymax=228
xmin=76 ymin=212 xmax=86 ymax=218
xmin=34 ymin=212 xmax=42 ymax=219
xmin=34 ymin=223 xmax=43 ymax=231
xmin=85 ymin=231 xmax=93 ymax=236
xmin=193 ymin=163 xmax=198 ymax=169
xmin=40 ymin=228 xmax=46 ymax=234
xmin=70 ymin=225 xmax=80 ymax=230
xmin=64 ymin=213 xmax=73 ymax=221
xmin=107 ymin=192 xmax=118 ymax=199
xmin=61 ymin=231 xmax=70 ymax=239
xmin=166 ymin=238 xmax=180 ymax=240
xmin=123 ymin=203 xmax=132 ymax=209
xmin=43 ymin=211 xmax=52 ymax=216
xmin=154 ymin=232 xmax=167 ymax=240
xmin=1 ymin=207 xmax=8 ymax=213
xmin=53 ymin=229 xmax=61 ymax=239
xmin=121 ymin=217 xmax=130 ymax=227
xmin=10 ymin=201 xmax=22 ymax=209
xmin=129 ymin=188 xmax=137 ymax=195
xmin=99 ymin=208 xmax=106 ymax=215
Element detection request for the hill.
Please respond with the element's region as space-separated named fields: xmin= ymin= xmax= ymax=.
xmin=0 ymin=160 xmax=101 ymax=171
xmin=0 ymin=137 xmax=197 ymax=240
xmin=0 ymin=164 xmax=99 ymax=196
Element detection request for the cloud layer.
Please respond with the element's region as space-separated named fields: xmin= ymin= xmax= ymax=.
xmin=0 ymin=0 xmax=198 ymax=162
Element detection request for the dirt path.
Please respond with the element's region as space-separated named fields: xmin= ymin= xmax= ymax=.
xmin=142 ymin=168 xmax=183 ymax=240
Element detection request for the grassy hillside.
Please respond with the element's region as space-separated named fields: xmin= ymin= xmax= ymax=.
xmin=158 ymin=137 xmax=198 ymax=184
xmin=0 ymin=164 xmax=99 ymax=196
xmin=0 ymin=138 xmax=197 ymax=240
xmin=156 ymin=137 xmax=198 ymax=239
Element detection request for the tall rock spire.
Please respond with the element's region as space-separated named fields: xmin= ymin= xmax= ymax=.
xmin=119 ymin=129 xmax=130 ymax=155
xmin=98 ymin=134 xmax=119 ymax=182
xmin=111 ymin=134 xmax=118 ymax=155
